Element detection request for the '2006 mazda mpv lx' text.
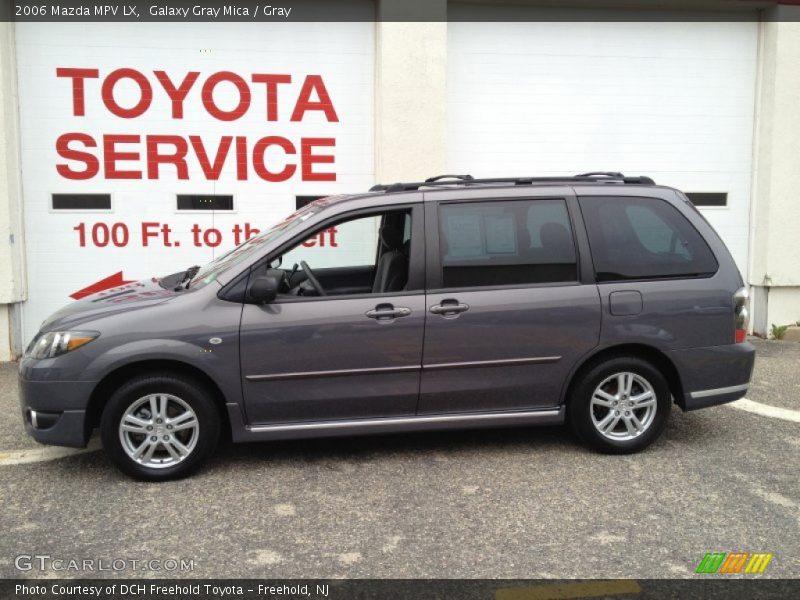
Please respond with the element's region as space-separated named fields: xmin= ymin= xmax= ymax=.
xmin=20 ymin=173 xmax=755 ymax=480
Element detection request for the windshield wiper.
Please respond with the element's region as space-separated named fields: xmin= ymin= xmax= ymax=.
xmin=174 ymin=265 xmax=200 ymax=291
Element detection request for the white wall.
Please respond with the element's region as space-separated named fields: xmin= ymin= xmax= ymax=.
xmin=14 ymin=21 xmax=375 ymax=344
xmin=0 ymin=23 xmax=26 ymax=360
xmin=446 ymin=6 xmax=758 ymax=279
xmin=375 ymin=18 xmax=447 ymax=182
xmin=749 ymin=6 xmax=800 ymax=333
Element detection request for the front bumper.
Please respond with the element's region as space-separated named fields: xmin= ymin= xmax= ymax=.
xmin=19 ymin=374 xmax=96 ymax=448
xmin=669 ymin=342 xmax=756 ymax=411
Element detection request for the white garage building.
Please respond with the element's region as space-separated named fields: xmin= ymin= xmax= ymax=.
xmin=1 ymin=0 xmax=799 ymax=359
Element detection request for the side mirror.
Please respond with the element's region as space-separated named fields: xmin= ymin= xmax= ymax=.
xmin=248 ymin=274 xmax=280 ymax=304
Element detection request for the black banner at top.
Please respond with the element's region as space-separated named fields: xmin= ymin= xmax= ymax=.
xmin=3 ymin=0 xmax=800 ymax=22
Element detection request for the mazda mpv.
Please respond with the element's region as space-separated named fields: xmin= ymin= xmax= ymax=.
xmin=20 ymin=172 xmax=755 ymax=480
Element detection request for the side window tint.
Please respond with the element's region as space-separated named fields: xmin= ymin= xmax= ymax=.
xmin=625 ymin=205 xmax=689 ymax=258
xmin=438 ymin=199 xmax=577 ymax=288
xmin=579 ymin=196 xmax=718 ymax=282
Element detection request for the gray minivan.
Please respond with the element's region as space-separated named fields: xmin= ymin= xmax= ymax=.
xmin=19 ymin=173 xmax=755 ymax=480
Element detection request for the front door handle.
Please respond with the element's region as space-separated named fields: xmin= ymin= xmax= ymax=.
xmin=366 ymin=304 xmax=412 ymax=321
xmin=430 ymin=300 xmax=470 ymax=316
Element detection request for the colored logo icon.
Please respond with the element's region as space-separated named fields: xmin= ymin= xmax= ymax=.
xmin=696 ymin=552 xmax=774 ymax=574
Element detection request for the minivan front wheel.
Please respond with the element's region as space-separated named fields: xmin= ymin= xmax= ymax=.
xmin=101 ymin=374 xmax=220 ymax=480
xmin=569 ymin=357 xmax=671 ymax=454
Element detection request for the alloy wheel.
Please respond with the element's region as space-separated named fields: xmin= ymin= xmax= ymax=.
xmin=118 ymin=393 xmax=199 ymax=469
xmin=589 ymin=372 xmax=657 ymax=441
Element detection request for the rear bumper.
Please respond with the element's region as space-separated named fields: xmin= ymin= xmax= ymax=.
xmin=18 ymin=374 xmax=95 ymax=448
xmin=684 ymin=383 xmax=749 ymax=411
xmin=669 ymin=342 xmax=755 ymax=411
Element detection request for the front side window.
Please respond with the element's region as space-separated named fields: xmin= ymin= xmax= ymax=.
xmin=578 ymin=196 xmax=718 ymax=282
xmin=252 ymin=209 xmax=413 ymax=298
xmin=437 ymin=199 xmax=577 ymax=288
xmin=190 ymin=204 xmax=317 ymax=288
xmin=281 ymin=215 xmax=381 ymax=269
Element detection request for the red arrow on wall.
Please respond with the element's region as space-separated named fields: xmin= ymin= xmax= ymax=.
xmin=69 ymin=271 xmax=136 ymax=300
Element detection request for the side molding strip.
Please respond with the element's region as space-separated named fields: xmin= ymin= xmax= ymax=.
xmin=244 ymin=408 xmax=565 ymax=441
xmin=689 ymin=383 xmax=749 ymax=399
xmin=246 ymin=365 xmax=420 ymax=382
xmin=422 ymin=356 xmax=561 ymax=371
xmin=245 ymin=356 xmax=562 ymax=382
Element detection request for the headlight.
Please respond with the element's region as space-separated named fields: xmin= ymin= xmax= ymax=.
xmin=26 ymin=331 xmax=99 ymax=359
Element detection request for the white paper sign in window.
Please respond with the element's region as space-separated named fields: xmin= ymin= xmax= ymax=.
xmin=484 ymin=214 xmax=517 ymax=254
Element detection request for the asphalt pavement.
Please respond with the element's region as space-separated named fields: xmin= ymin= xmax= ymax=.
xmin=0 ymin=339 xmax=798 ymax=579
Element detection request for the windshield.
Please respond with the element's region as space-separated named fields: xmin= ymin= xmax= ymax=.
xmin=189 ymin=205 xmax=317 ymax=288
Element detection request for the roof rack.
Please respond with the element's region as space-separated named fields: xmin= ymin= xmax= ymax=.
xmin=424 ymin=174 xmax=475 ymax=183
xmin=369 ymin=172 xmax=655 ymax=193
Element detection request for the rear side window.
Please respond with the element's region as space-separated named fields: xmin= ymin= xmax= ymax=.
xmin=578 ymin=196 xmax=718 ymax=282
xmin=438 ymin=198 xmax=577 ymax=288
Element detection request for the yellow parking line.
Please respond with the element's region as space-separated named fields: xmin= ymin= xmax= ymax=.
xmin=496 ymin=580 xmax=641 ymax=600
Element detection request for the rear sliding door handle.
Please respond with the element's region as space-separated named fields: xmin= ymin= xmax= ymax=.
xmin=430 ymin=301 xmax=470 ymax=316
xmin=366 ymin=304 xmax=412 ymax=321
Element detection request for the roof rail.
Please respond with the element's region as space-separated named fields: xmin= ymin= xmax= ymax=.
xmin=369 ymin=172 xmax=655 ymax=192
xmin=575 ymin=171 xmax=625 ymax=178
xmin=424 ymin=174 xmax=475 ymax=183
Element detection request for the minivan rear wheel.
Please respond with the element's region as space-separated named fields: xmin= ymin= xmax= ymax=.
xmin=100 ymin=373 xmax=220 ymax=481
xmin=568 ymin=357 xmax=671 ymax=454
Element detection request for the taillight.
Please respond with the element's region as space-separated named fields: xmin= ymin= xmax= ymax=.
xmin=734 ymin=286 xmax=749 ymax=343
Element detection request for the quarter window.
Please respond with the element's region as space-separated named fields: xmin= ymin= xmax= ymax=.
xmin=438 ymin=199 xmax=578 ymax=288
xmin=578 ymin=196 xmax=718 ymax=282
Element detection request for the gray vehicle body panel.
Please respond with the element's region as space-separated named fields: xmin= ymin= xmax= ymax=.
xmin=19 ymin=181 xmax=755 ymax=449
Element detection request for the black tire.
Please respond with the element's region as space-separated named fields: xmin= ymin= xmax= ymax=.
xmin=568 ymin=356 xmax=671 ymax=454
xmin=100 ymin=373 xmax=220 ymax=481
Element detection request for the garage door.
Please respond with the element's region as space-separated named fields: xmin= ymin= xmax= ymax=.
xmin=15 ymin=21 xmax=375 ymax=344
xmin=447 ymin=6 xmax=758 ymax=279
